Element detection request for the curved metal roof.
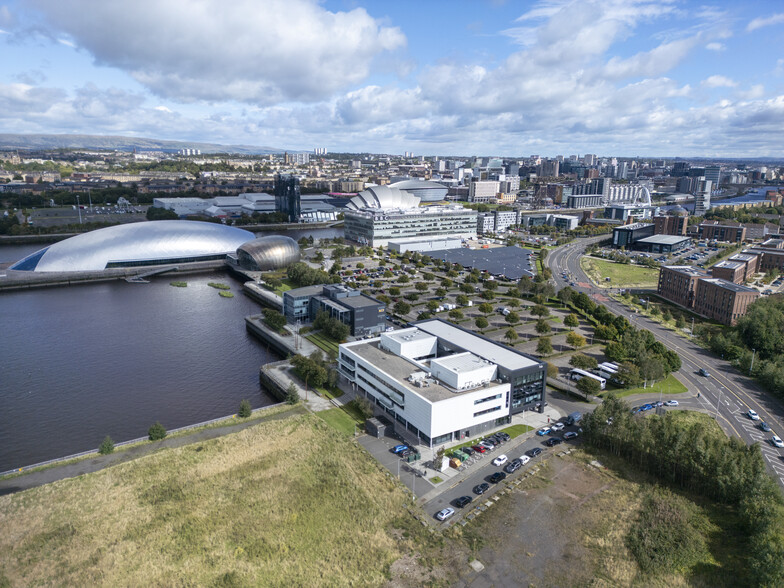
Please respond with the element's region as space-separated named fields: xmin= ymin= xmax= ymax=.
xmin=389 ymin=179 xmax=449 ymax=202
xmin=11 ymin=221 xmax=255 ymax=272
xmin=237 ymin=235 xmax=300 ymax=271
xmin=346 ymin=185 xmax=421 ymax=211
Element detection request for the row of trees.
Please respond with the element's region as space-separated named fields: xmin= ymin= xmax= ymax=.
xmin=290 ymin=352 xmax=338 ymax=391
xmin=584 ymin=395 xmax=784 ymax=586
xmin=312 ymin=310 xmax=349 ymax=342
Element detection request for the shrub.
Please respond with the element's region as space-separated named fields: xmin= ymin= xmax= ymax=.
xmin=148 ymin=422 xmax=167 ymax=441
xmin=286 ymin=383 xmax=300 ymax=405
xmin=98 ymin=436 xmax=115 ymax=455
xmin=238 ymin=399 xmax=252 ymax=418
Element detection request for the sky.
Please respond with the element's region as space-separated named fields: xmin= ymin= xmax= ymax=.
xmin=1 ymin=0 xmax=783 ymax=157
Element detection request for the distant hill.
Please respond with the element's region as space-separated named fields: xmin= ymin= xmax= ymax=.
xmin=0 ymin=134 xmax=289 ymax=155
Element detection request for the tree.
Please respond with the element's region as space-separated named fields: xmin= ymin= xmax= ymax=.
xmin=478 ymin=302 xmax=494 ymax=316
xmin=480 ymin=290 xmax=495 ymax=301
xmin=475 ymin=316 xmax=489 ymax=330
xmin=356 ymin=262 xmax=364 ymax=269
xmin=286 ymin=382 xmax=300 ymax=404
xmin=576 ymin=377 xmax=601 ymax=396
xmin=415 ymin=281 xmax=429 ymax=292
xmin=262 ymin=309 xmax=287 ymax=332
xmin=570 ymin=353 xmax=598 ymax=370
xmin=484 ymin=280 xmax=498 ymax=291
xmin=564 ymin=314 xmax=579 ymax=329
xmin=460 ymin=283 xmax=475 ymax=294
xmin=449 ymin=309 xmax=463 ymax=321
xmin=426 ymin=300 xmax=440 ymax=311
xmin=353 ymin=397 xmax=374 ymax=420
xmin=397 ymin=274 xmax=410 ymax=284
xmin=504 ymin=328 xmax=518 ymax=345
xmin=557 ymin=286 xmax=574 ymax=306
xmin=616 ymin=362 xmax=642 ymax=388
xmin=662 ymin=310 xmax=673 ymax=322
xmin=535 ymin=318 xmax=551 ymax=334
xmin=566 ymin=331 xmax=586 ymax=348
xmin=435 ymin=287 xmax=447 ymax=297
xmin=456 ymin=294 xmax=469 ymax=306
xmin=537 ymin=337 xmax=553 ymax=356
xmin=505 ymin=311 xmax=520 ymax=325
xmin=98 ymin=435 xmax=115 ymax=455
xmin=675 ymin=315 xmax=687 ymax=329
xmin=530 ymin=304 xmax=550 ymax=318
xmin=148 ymin=422 xmax=167 ymax=441
xmin=393 ymin=301 xmax=411 ymax=315
xmin=389 ymin=287 xmax=401 ymax=295
xmin=440 ymin=278 xmax=453 ymax=288
xmin=238 ymin=399 xmax=252 ymax=418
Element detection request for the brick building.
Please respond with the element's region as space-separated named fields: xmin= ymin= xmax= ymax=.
xmin=657 ymin=266 xmax=707 ymax=309
xmin=710 ymin=261 xmax=746 ymax=284
xmin=693 ymin=279 xmax=759 ymax=325
xmin=699 ymin=220 xmax=746 ymax=243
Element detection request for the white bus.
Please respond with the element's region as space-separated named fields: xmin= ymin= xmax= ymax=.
xmin=569 ymin=368 xmax=606 ymax=390
xmin=598 ymin=362 xmax=619 ymax=372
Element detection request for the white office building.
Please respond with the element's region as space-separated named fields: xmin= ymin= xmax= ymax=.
xmin=339 ymin=320 xmax=547 ymax=446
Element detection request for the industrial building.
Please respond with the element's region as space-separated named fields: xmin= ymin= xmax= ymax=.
xmin=338 ymin=320 xmax=547 ymax=446
xmin=632 ymin=234 xmax=690 ymax=254
xmin=282 ymin=284 xmax=386 ymax=337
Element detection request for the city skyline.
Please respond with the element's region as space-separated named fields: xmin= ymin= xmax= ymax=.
xmin=1 ymin=0 xmax=783 ymax=157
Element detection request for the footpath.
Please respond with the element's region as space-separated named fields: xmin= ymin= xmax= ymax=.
xmin=0 ymin=404 xmax=307 ymax=496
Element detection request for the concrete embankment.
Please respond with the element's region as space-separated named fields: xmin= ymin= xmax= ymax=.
xmin=241 ymin=281 xmax=283 ymax=309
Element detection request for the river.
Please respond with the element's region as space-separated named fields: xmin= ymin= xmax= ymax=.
xmin=0 ymin=226 xmax=343 ymax=471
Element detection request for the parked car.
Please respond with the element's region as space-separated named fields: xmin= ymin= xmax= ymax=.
xmin=454 ymin=496 xmax=473 ymax=508
xmin=400 ymin=449 xmax=413 ymax=458
xmin=492 ymin=454 xmax=509 ymax=467
xmin=473 ymin=482 xmax=490 ymax=495
xmin=699 ymin=368 xmax=710 ymax=377
xmin=665 ymin=400 xmax=679 ymax=406
xmin=391 ymin=445 xmax=408 ymax=454
xmin=551 ymin=422 xmax=565 ymax=431
xmin=773 ymin=436 xmax=784 ymax=448
xmin=747 ymin=409 xmax=760 ymax=421
xmin=435 ymin=507 xmax=455 ymax=521
xmin=536 ymin=427 xmax=551 ymax=436
xmin=489 ymin=472 xmax=507 ymax=484
xmin=563 ymin=431 xmax=578 ymax=440
xmin=472 ymin=445 xmax=487 ymax=454
xmin=761 ymin=422 xmax=772 ymax=432
xmin=461 ymin=446 xmax=475 ymax=457
xmin=519 ymin=455 xmax=531 ymax=465
xmin=504 ymin=459 xmax=522 ymax=474
xmin=497 ymin=432 xmax=511 ymax=441
xmin=545 ymin=437 xmax=563 ymax=447
xmin=527 ymin=447 xmax=543 ymax=458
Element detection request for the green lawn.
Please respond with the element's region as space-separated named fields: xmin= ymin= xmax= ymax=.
xmin=316 ymin=386 xmax=344 ymax=400
xmin=316 ymin=407 xmax=361 ymax=435
xmin=305 ymin=332 xmax=340 ymax=355
xmin=450 ymin=424 xmax=534 ymax=453
xmin=602 ymin=373 xmax=688 ymax=398
xmin=581 ymin=257 xmax=659 ymax=288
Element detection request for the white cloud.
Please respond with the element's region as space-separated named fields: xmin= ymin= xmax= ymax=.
xmin=705 ymin=42 xmax=724 ymax=51
xmin=702 ymin=75 xmax=737 ymax=88
xmin=30 ymin=0 xmax=405 ymax=105
xmin=746 ymin=13 xmax=784 ymax=32
xmin=57 ymin=38 xmax=75 ymax=48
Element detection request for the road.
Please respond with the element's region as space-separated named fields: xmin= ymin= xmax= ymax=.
xmin=546 ymin=237 xmax=784 ymax=486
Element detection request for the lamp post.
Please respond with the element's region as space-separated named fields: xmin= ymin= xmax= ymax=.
xmin=76 ymin=195 xmax=82 ymax=224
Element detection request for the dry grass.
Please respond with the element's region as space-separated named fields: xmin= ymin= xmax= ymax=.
xmin=0 ymin=414 xmax=417 ymax=587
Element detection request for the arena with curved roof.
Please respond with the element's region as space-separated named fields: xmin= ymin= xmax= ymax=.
xmin=388 ymin=179 xmax=448 ymax=202
xmin=345 ymin=185 xmax=421 ymax=211
xmin=11 ymin=221 xmax=255 ymax=272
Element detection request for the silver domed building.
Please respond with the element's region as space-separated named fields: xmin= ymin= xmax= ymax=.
xmin=236 ymin=235 xmax=300 ymax=271
xmin=11 ymin=220 xmax=255 ymax=272
xmin=345 ymin=185 xmax=421 ymax=210
xmin=389 ymin=179 xmax=448 ymax=202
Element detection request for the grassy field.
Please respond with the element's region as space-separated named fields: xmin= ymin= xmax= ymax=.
xmin=603 ymin=373 xmax=688 ymax=399
xmin=581 ymin=257 xmax=659 ymax=289
xmin=0 ymin=414 xmax=428 ymax=587
xmin=305 ymin=332 xmax=340 ymax=355
xmin=317 ymin=407 xmax=362 ymax=436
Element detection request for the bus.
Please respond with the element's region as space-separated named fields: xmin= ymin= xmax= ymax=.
xmin=569 ymin=368 xmax=606 ymax=390
xmin=598 ymin=362 xmax=619 ymax=372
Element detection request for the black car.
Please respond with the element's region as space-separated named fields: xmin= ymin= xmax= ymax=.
xmin=473 ymin=482 xmax=490 ymax=495
xmin=504 ymin=459 xmax=522 ymax=474
xmin=527 ymin=447 xmax=543 ymax=458
xmin=461 ymin=446 xmax=475 ymax=457
xmin=545 ymin=437 xmax=563 ymax=447
xmin=496 ymin=432 xmax=511 ymax=442
xmin=489 ymin=472 xmax=507 ymax=484
xmin=483 ymin=437 xmax=499 ymax=446
xmin=454 ymin=495 xmax=473 ymax=508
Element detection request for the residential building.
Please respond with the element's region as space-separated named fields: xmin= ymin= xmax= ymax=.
xmin=693 ymin=279 xmax=759 ymax=325
xmin=282 ymin=284 xmax=386 ymax=337
xmin=657 ymin=266 xmax=708 ymax=309
xmin=468 ymin=180 xmax=500 ymax=203
xmin=699 ymin=220 xmax=746 ymax=243
xmin=694 ymin=178 xmax=713 ymax=217
xmin=338 ymin=320 xmax=547 ymax=446
xmin=711 ymin=261 xmax=746 ymax=284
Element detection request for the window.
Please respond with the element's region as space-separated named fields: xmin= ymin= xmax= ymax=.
xmin=474 ymin=405 xmax=502 ymax=418
xmin=474 ymin=393 xmax=502 ymax=405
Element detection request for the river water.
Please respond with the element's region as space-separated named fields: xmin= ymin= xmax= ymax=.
xmin=0 ymin=226 xmax=342 ymax=471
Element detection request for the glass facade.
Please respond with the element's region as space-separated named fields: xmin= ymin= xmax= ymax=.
xmin=344 ymin=206 xmax=477 ymax=247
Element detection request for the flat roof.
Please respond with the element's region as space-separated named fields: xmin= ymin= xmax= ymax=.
xmin=663 ymin=265 xmax=708 ymax=277
xmin=414 ymin=319 xmax=541 ymax=371
xmin=426 ymin=245 xmax=535 ymax=280
xmin=338 ymin=294 xmax=383 ymax=309
xmin=432 ymin=352 xmax=492 ymax=374
xmin=348 ymin=341 xmax=482 ymax=402
xmin=385 ymin=328 xmax=435 ymax=345
xmin=615 ymin=222 xmax=654 ymax=231
xmin=285 ymin=284 xmax=324 ymax=298
xmin=713 ymin=261 xmax=744 ymax=270
xmin=637 ymin=235 xmax=690 ymax=244
xmin=700 ymin=278 xmax=759 ymax=294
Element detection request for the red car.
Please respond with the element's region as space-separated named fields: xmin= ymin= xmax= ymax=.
xmin=472 ymin=445 xmax=487 ymax=454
